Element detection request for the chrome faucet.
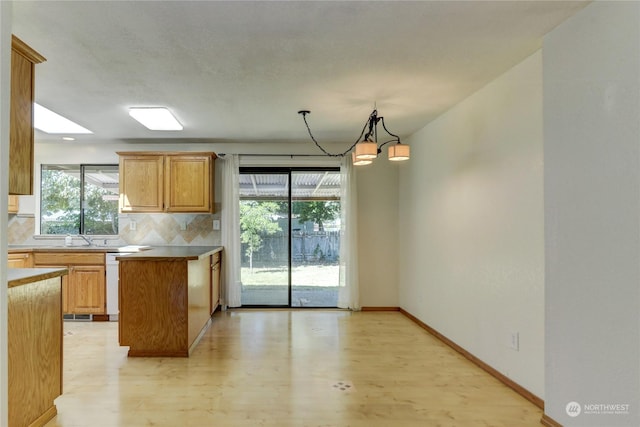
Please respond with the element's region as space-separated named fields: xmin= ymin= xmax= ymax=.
xmin=78 ymin=234 xmax=93 ymax=246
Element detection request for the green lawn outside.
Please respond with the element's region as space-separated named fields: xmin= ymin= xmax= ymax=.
xmin=241 ymin=264 xmax=339 ymax=287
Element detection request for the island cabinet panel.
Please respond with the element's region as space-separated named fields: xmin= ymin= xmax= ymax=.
xmin=188 ymin=258 xmax=212 ymax=346
xmin=119 ymin=260 xmax=190 ymax=356
xmin=119 ymin=251 xmax=218 ymax=357
xmin=8 ymin=275 xmax=62 ymax=427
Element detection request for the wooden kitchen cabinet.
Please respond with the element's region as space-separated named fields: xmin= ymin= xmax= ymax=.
xmin=119 ymin=154 xmax=164 ymax=212
xmin=165 ymin=154 xmax=213 ymax=212
xmin=8 ymin=252 xmax=32 ymax=268
xmin=69 ymin=265 xmax=106 ymax=314
xmin=33 ymin=252 xmax=106 ymax=315
xmin=8 ymin=268 xmax=65 ymax=427
xmin=118 ymin=247 xmax=221 ymax=357
xmin=10 ymin=35 xmax=46 ymax=196
xmin=8 ymin=195 xmax=19 ymax=214
xmin=118 ymin=152 xmax=216 ymax=213
xmin=210 ymin=251 xmax=221 ymax=316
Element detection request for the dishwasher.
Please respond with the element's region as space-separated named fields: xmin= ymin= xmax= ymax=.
xmin=105 ymin=252 xmax=133 ymax=321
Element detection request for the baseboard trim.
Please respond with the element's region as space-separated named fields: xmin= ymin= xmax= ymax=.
xmin=28 ymin=405 xmax=57 ymax=427
xmin=540 ymin=413 xmax=562 ymax=427
xmin=361 ymin=306 xmax=400 ymax=312
xmin=399 ymin=308 xmax=544 ymax=410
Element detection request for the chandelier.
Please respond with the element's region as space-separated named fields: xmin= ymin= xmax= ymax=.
xmin=298 ymin=109 xmax=410 ymax=165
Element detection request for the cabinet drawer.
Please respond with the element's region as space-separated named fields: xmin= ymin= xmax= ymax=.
xmin=8 ymin=252 xmax=32 ymax=268
xmin=34 ymin=252 xmax=105 ymax=266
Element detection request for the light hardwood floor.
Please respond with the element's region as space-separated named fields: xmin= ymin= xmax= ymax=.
xmin=45 ymin=310 xmax=542 ymax=427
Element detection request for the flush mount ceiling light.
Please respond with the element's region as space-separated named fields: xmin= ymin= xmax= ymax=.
xmin=128 ymin=107 xmax=183 ymax=131
xmin=298 ymin=109 xmax=410 ymax=166
xmin=34 ymin=103 xmax=93 ymax=134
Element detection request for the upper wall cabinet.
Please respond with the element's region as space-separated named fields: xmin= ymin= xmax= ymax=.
xmin=10 ymin=36 xmax=46 ymax=195
xmin=118 ymin=154 xmax=165 ymax=213
xmin=118 ymin=152 xmax=216 ymax=213
xmin=8 ymin=195 xmax=19 ymax=214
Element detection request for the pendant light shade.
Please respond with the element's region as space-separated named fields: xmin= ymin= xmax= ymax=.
xmin=352 ymin=152 xmax=373 ymax=166
xmin=388 ymin=143 xmax=410 ymax=161
xmin=355 ymin=140 xmax=378 ymax=160
xmin=298 ymin=109 xmax=410 ymax=166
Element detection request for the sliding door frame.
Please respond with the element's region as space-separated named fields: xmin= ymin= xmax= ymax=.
xmin=239 ymin=166 xmax=340 ymax=308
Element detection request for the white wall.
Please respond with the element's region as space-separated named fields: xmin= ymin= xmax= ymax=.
xmin=398 ymin=51 xmax=544 ymax=397
xmin=356 ymin=157 xmax=399 ymax=307
xmin=543 ymin=2 xmax=640 ymax=426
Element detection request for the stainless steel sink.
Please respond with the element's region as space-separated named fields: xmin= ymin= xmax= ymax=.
xmin=115 ymin=245 xmax=151 ymax=252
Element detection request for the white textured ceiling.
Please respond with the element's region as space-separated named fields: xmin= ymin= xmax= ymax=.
xmin=11 ymin=1 xmax=587 ymax=146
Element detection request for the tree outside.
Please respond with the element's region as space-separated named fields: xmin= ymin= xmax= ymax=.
xmin=292 ymin=200 xmax=340 ymax=232
xmin=240 ymin=200 xmax=282 ymax=271
xmin=41 ymin=168 xmax=119 ymax=235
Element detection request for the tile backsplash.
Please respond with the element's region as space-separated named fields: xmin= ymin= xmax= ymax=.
xmin=8 ymin=211 xmax=221 ymax=246
xmin=8 ymin=215 xmax=37 ymax=244
xmin=120 ymin=213 xmax=221 ymax=246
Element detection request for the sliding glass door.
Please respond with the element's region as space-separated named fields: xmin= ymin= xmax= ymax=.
xmin=239 ymin=168 xmax=340 ymax=307
xmin=290 ymin=171 xmax=340 ymax=307
xmin=239 ymin=171 xmax=289 ymax=306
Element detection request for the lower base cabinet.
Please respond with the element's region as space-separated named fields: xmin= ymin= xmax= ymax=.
xmin=8 ymin=270 xmax=64 ymax=427
xmin=210 ymin=252 xmax=221 ymax=315
xmin=8 ymin=252 xmax=32 ymax=268
xmin=119 ymin=249 xmax=222 ymax=357
xmin=33 ymin=252 xmax=106 ymax=315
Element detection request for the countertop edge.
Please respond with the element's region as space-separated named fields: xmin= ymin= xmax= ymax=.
xmin=8 ymin=268 xmax=68 ymax=288
xmin=116 ymin=246 xmax=223 ymax=261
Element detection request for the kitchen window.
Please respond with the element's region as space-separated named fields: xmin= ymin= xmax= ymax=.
xmin=40 ymin=164 xmax=119 ymax=235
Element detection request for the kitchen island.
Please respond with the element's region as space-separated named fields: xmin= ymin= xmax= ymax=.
xmin=117 ymin=246 xmax=222 ymax=357
xmin=8 ymin=267 xmax=67 ymax=427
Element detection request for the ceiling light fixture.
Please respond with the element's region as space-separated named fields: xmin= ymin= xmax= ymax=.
xmin=34 ymin=103 xmax=93 ymax=134
xmin=298 ymin=109 xmax=410 ymax=165
xmin=128 ymin=107 xmax=183 ymax=131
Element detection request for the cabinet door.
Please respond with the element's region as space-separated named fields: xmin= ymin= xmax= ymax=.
xmin=9 ymin=37 xmax=45 ymax=195
xmin=69 ymin=265 xmax=106 ymax=314
xmin=9 ymin=47 xmax=34 ymax=195
xmin=8 ymin=195 xmax=19 ymax=214
xmin=119 ymin=155 xmax=164 ymax=212
xmin=210 ymin=253 xmax=221 ymax=315
xmin=165 ymin=155 xmax=212 ymax=213
xmin=8 ymin=252 xmax=32 ymax=268
xmin=62 ymin=274 xmax=70 ymax=314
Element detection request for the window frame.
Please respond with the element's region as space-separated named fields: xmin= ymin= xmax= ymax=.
xmin=40 ymin=163 xmax=119 ymax=236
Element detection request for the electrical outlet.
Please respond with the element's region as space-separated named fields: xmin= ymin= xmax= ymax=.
xmin=130 ymin=220 xmax=136 ymax=231
xmin=213 ymin=219 xmax=220 ymax=230
xmin=509 ymin=332 xmax=519 ymax=351
xmin=180 ymin=220 xmax=187 ymax=231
